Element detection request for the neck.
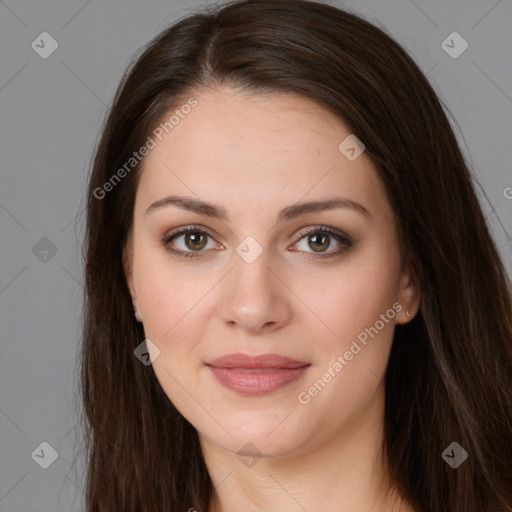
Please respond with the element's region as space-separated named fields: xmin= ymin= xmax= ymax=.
xmin=200 ymin=384 xmax=410 ymax=512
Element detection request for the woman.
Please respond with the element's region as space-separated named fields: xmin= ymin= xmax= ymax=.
xmin=80 ymin=0 xmax=512 ymax=510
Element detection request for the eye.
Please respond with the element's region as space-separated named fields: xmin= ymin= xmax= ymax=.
xmin=291 ymin=225 xmax=352 ymax=259
xmin=161 ymin=226 xmax=221 ymax=259
xmin=161 ymin=224 xmax=352 ymax=260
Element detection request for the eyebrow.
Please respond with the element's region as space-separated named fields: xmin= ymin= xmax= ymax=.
xmin=145 ymin=194 xmax=372 ymax=223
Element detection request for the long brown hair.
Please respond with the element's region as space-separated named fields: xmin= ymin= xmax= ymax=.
xmin=80 ymin=0 xmax=512 ymax=510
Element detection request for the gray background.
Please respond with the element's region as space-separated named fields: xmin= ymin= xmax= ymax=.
xmin=0 ymin=0 xmax=511 ymax=510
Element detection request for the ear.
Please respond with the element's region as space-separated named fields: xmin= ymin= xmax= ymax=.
xmin=122 ymin=242 xmax=143 ymax=323
xmin=395 ymin=261 xmax=421 ymax=325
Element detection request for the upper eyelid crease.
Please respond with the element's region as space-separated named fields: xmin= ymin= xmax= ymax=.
xmin=163 ymin=224 xmax=350 ymax=242
xmin=163 ymin=225 xmax=351 ymax=256
xmin=145 ymin=194 xmax=372 ymax=223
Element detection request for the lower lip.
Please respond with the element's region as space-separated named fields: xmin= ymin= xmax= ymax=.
xmin=207 ymin=365 xmax=311 ymax=396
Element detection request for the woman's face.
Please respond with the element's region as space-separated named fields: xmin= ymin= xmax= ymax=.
xmin=124 ymin=88 xmax=419 ymax=459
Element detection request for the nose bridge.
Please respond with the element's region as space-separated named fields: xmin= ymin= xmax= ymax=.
xmin=231 ymin=238 xmax=276 ymax=299
xmin=220 ymin=236 xmax=290 ymax=331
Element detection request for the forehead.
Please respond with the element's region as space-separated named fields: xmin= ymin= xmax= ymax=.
xmin=135 ymin=88 xmax=391 ymax=222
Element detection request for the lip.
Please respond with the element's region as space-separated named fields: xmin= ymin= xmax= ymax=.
xmin=206 ymin=353 xmax=311 ymax=396
xmin=207 ymin=353 xmax=309 ymax=369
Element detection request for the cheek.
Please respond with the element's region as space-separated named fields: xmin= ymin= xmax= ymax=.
xmin=135 ymin=260 xmax=207 ymax=407
xmin=133 ymin=253 xmax=221 ymax=399
xmin=294 ymin=250 xmax=401 ymax=346
xmin=296 ymin=300 xmax=397 ymax=439
xmin=133 ymin=248 xmax=205 ymax=337
xmin=293 ymin=251 xmax=401 ymax=418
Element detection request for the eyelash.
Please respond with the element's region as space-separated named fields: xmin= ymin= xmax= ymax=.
xmin=160 ymin=224 xmax=352 ymax=260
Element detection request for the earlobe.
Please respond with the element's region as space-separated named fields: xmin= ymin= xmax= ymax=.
xmin=122 ymin=247 xmax=135 ymax=297
xmin=396 ymin=263 xmax=421 ymax=325
xmin=122 ymin=245 xmax=143 ymax=322
xmin=132 ymin=302 xmax=143 ymax=322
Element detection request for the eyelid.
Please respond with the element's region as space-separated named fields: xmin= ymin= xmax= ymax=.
xmin=161 ymin=224 xmax=223 ymax=254
xmin=161 ymin=224 xmax=352 ymax=259
xmin=162 ymin=224 xmax=222 ymax=244
xmin=162 ymin=224 xmax=350 ymax=243
xmin=288 ymin=225 xmax=353 ymax=260
xmin=293 ymin=225 xmax=352 ymax=245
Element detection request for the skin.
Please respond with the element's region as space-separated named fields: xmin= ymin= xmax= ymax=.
xmin=124 ymin=87 xmax=420 ymax=512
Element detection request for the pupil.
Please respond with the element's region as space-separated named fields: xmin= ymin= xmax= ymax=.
xmin=187 ymin=232 xmax=206 ymax=250
xmin=310 ymin=234 xmax=329 ymax=252
xmin=184 ymin=232 xmax=330 ymax=253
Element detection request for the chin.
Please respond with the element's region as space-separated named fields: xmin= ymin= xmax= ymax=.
xmin=205 ymin=418 xmax=310 ymax=460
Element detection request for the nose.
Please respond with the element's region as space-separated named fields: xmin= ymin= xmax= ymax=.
xmin=219 ymin=247 xmax=293 ymax=334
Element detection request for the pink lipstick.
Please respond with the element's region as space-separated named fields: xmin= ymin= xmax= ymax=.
xmin=206 ymin=353 xmax=311 ymax=396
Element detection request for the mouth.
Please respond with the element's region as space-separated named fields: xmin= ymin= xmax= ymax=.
xmin=205 ymin=353 xmax=311 ymax=396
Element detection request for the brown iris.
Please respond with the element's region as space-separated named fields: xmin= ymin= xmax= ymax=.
xmin=308 ymin=233 xmax=329 ymax=252
xmin=185 ymin=231 xmax=207 ymax=251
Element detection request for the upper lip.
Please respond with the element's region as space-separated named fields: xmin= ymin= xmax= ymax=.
xmin=206 ymin=353 xmax=310 ymax=369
